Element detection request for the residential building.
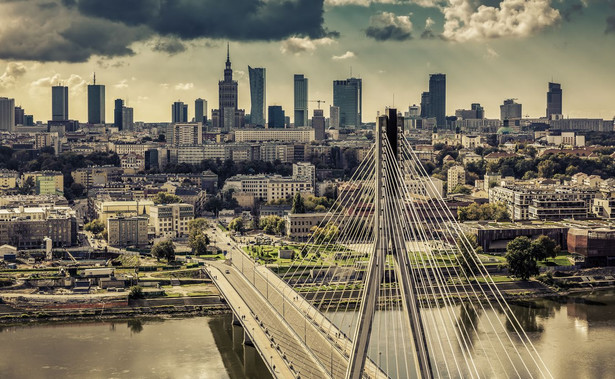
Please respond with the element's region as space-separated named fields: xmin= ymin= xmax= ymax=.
xmin=223 ymin=174 xmax=313 ymax=202
xmin=312 ymin=109 xmax=325 ymax=141
xmin=107 ymin=216 xmax=148 ymax=247
xmin=22 ymin=171 xmax=64 ymax=195
xmin=95 ymin=200 xmax=154 ymax=223
xmin=0 ymin=206 xmax=77 ymax=249
xmin=333 ymin=78 xmax=362 ymax=127
xmin=71 ymin=167 xmax=123 ymax=190
xmin=489 ymin=184 xmax=597 ymax=221
xmin=285 ymin=212 xmax=328 ymax=241
xmin=0 ymin=97 xmax=15 ymax=132
xmin=14 ymin=106 xmax=24 ymax=125
xmin=52 ymin=85 xmax=69 ymax=121
xmin=172 ymin=123 xmax=203 ymax=145
xmin=120 ymin=152 xmax=145 ymax=171
xmin=294 ymin=74 xmax=308 ymax=127
xmin=149 ymin=203 xmax=194 ymax=238
xmin=447 ymin=166 xmax=466 ymax=190
xmin=87 ymin=75 xmax=105 ymax=124
xmin=293 ymin=162 xmax=316 ymax=189
xmin=234 ymin=128 xmax=315 ymax=143
xmin=329 ymin=105 xmax=340 ymax=129
xmin=0 ymin=170 xmax=19 ymax=190
xmin=248 ymin=67 xmax=266 ymax=126
xmin=546 ymin=82 xmax=562 ymax=119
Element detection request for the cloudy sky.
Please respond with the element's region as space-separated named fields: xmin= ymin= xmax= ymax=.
xmin=0 ymin=0 xmax=614 ymax=123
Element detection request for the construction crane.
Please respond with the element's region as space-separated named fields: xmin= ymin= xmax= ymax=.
xmin=309 ymin=100 xmax=326 ymax=109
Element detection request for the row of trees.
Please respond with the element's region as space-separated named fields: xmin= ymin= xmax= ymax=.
xmin=458 ymin=202 xmax=510 ymax=222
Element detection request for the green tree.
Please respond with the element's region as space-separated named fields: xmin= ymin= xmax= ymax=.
xmin=260 ymin=215 xmax=285 ymax=235
xmin=228 ymin=217 xmax=244 ymax=233
xmin=505 ymin=237 xmax=539 ymax=280
xmin=152 ymin=240 xmax=175 ymax=262
xmin=531 ymin=235 xmax=560 ymax=261
xmin=85 ymin=219 xmax=105 ymax=235
xmin=456 ymin=234 xmax=484 ymax=277
xmin=129 ymin=285 xmax=144 ymax=299
xmin=188 ymin=218 xmax=210 ymax=254
xmin=18 ymin=176 xmax=35 ymax=195
xmin=310 ymin=223 xmax=339 ymax=244
xmin=291 ymin=192 xmax=305 ymax=214
xmin=153 ymin=192 xmax=182 ymax=204
xmin=538 ymin=160 xmax=556 ymax=178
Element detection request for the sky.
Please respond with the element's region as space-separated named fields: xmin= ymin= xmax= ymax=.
xmin=0 ymin=0 xmax=614 ymax=123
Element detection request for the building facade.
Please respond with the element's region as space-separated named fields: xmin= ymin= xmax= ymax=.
xmin=547 ymin=82 xmax=562 ymax=118
xmin=52 ymin=85 xmax=69 ymax=121
xmin=87 ymin=77 xmax=105 ymax=124
xmin=294 ymin=74 xmax=308 ymax=127
xmin=107 ymin=216 xmax=148 ymax=247
xmin=248 ymin=67 xmax=266 ymax=127
xmin=333 ymin=78 xmax=362 ymax=128
xmin=149 ymin=203 xmax=194 ymax=238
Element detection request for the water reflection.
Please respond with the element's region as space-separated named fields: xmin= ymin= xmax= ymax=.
xmin=127 ymin=319 xmax=143 ymax=334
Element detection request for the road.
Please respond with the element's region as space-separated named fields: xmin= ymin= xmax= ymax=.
xmin=208 ymin=222 xmax=386 ymax=379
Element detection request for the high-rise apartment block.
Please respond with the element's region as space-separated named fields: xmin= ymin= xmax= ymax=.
xmin=52 ymin=85 xmax=69 ymax=121
xmin=294 ymin=74 xmax=308 ymax=127
xmin=333 ymin=78 xmax=362 ymax=128
xmin=329 ymin=106 xmax=340 ymax=129
xmin=248 ymin=67 xmax=266 ymax=127
xmin=87 ymin=75 xmax=105 ymax=124
xmin=312 ymin=109 xmax=325 ymax=141
xmin=547 ymin=82 xmax=562 ymax=119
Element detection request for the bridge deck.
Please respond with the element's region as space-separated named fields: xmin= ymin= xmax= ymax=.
xmin=208 ymin=238 xmax=387 ymax=379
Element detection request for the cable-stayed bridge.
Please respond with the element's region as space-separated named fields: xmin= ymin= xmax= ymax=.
xmin=207 ymin=109 xmax=553 ymax=379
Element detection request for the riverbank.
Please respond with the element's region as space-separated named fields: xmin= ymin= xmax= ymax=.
xmin=0 ymin=295 xmax=231 ymax=325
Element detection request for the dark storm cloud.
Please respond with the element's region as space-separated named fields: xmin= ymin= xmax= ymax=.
xmin=76 ymin=0 xmax=329 ymax=41
xmin=365 ymin=12 xmax=413 ymax=41
xmin=420 ymin=29 xmax=436 ymax=39
xmin=561 ymin=1 xmax=584 ymax=22
xmin=0 ymin=0 xmax=330 ymax=62
xmin=149 ymin=37 xmax=187 ymax=55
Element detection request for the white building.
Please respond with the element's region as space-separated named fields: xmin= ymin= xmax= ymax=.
xmin=293 ymin=162 xmax=316 ymax=188
xmin=447 ymin=166 xmax=466 ymax=190
xmin=235 ymin=128 xmax=315 ymax=143
xmin=149 ymin=203 xmax=194 ymax=238
xmin=172 ymin=123 xmax=203 ymax=145
xmin=223 ymin=174 xmax=314 ymax=202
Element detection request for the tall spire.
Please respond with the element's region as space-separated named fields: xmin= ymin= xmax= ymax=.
xmin=226 ymin=42 xmax=230 ymax=64
xmin=224 ymin=42 xmax=233 ymax=81
xmin=93 ymin=72 xmax=96 ymax=85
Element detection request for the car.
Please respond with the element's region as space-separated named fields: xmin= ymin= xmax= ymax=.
xmin=225 ymin=269 xmax=230 ymax=274
xmin=227 ymin=242 xmax=231 ymax=246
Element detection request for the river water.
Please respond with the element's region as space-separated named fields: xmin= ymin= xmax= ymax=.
xmin=2 ymin=291 xmax=615 ymax=379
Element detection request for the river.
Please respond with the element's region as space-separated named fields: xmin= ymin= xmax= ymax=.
xmin=2 ymin=291 xmax=615 ymax=378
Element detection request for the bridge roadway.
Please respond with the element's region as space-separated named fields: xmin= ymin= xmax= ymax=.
xmin=207 ymin=230 xmax=387 ymax=379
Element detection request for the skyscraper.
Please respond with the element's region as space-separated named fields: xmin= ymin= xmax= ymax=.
xmin=294 ymin=74 xmax=308 ymax=127
xmin=114 ymin=99 xmax=124 ymax=130
xmin=195 ymin=98 xmax=207 ymax=123
xmin=172 ymin=101 xmax=188 ymax=123
xmin=546 ymin=82 xmax=562 ymax=118
xmin=87 ymin=75 xmax=105 ymax=124
xmin=333 ymin=78 xmax=362 ymax=128
xmin=0 ymin=97 xmax=15 ymax=132
xmin=428 ymin=74 xmax=446 ymax=127
xmin=268 ymin=106 xmax=285 ymax=128
xmin=122 ymin=106 xmax=133 ymax=131
xmin=52 ymin=85 xmax=68 ymax=121
xmin=471 ymin=103 xmax=484 ymax=119
xmin=218 ymin=43 xmax=238 ymax=131
xmin=312 ymin=109 xmax=325 ymax=141
xmin=248 ymin=67 xmax=266 ymax=127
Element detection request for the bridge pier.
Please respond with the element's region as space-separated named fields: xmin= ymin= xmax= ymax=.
xmin=243 ymin=328 xmax=254 ymax=346
xmin=232 ymin=313 xmax=242 ymax=326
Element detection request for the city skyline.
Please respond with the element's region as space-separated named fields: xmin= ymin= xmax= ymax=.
xmin=0 ymin=0 xmax=614 ymax=123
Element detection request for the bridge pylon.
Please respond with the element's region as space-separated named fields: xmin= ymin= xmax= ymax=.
xmin=345 ymin=108 xmax=433 ymax=379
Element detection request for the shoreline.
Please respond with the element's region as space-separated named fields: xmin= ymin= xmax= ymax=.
xmin=3 ymin=285 xmax=613 ymax=326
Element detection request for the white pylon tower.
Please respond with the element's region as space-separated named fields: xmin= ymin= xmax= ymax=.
xmin=346 ymin=109 xmax=433 ymax=379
